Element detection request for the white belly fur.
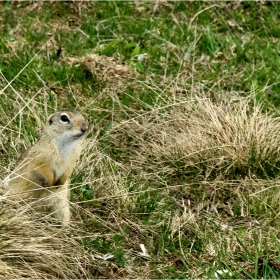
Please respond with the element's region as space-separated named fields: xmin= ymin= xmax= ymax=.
xmin=51 ymin=134 xmax=81 ymax=181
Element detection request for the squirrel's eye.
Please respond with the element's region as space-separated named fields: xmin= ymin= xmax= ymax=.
xmin=61 ymin=115 xmax=69 ymax=122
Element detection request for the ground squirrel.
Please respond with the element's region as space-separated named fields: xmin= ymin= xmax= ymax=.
xmin=6 ymin=110 xmax=88 ymax=226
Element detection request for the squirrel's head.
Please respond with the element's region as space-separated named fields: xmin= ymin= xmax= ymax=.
xmin=45 ymin=110 xmax=88 ymax=141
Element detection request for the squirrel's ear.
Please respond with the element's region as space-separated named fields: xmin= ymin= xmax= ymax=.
xmin=48 ymin=115 xmax=54 ymax=125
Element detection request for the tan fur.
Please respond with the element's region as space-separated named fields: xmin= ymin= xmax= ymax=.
xmin=6 ymin=110 xmax=88 ymax=226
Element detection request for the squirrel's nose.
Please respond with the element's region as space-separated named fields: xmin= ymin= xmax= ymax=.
xmin=81 ymin=123 xmax=88 ymax=133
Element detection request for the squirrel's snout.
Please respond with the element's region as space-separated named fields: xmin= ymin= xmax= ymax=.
xmin=81 ymin=123 xmax=88 ymax=133
xmin=72 ymin=121 xmax=88 ymax=138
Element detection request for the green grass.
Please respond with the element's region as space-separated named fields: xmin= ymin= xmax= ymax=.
xmin=1 ymin=1 xmax=280 ymax=278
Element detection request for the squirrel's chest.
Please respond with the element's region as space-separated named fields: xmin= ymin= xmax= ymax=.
xmin=49 ymin=138 xmax=81 ymax=183
xmin=52 ymin=160 xmax=69 ymax=179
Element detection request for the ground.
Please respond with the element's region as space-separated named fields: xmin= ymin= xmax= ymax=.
xmin=1 ymin=1 xmax=280 ymax=278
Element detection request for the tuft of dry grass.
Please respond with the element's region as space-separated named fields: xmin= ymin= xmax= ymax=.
xmin=107 ymin=96 xmax=280 ymax=182
xmin=68 ymin=54 xmax=134 ymax=91
xmin=0 ymin=188 xmax=97 ymax=279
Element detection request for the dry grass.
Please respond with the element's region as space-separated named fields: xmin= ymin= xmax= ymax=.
xmin=68 ymin=54 xmax=134 ymax=91
xmin=107 ymin=95 xmax=280 ymax=182
xmin=0 ymin=190 xmax=97 ymax=279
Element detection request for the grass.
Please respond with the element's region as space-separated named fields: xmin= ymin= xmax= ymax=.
xmin=1 ymin=1 xmax=280 ymax=278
